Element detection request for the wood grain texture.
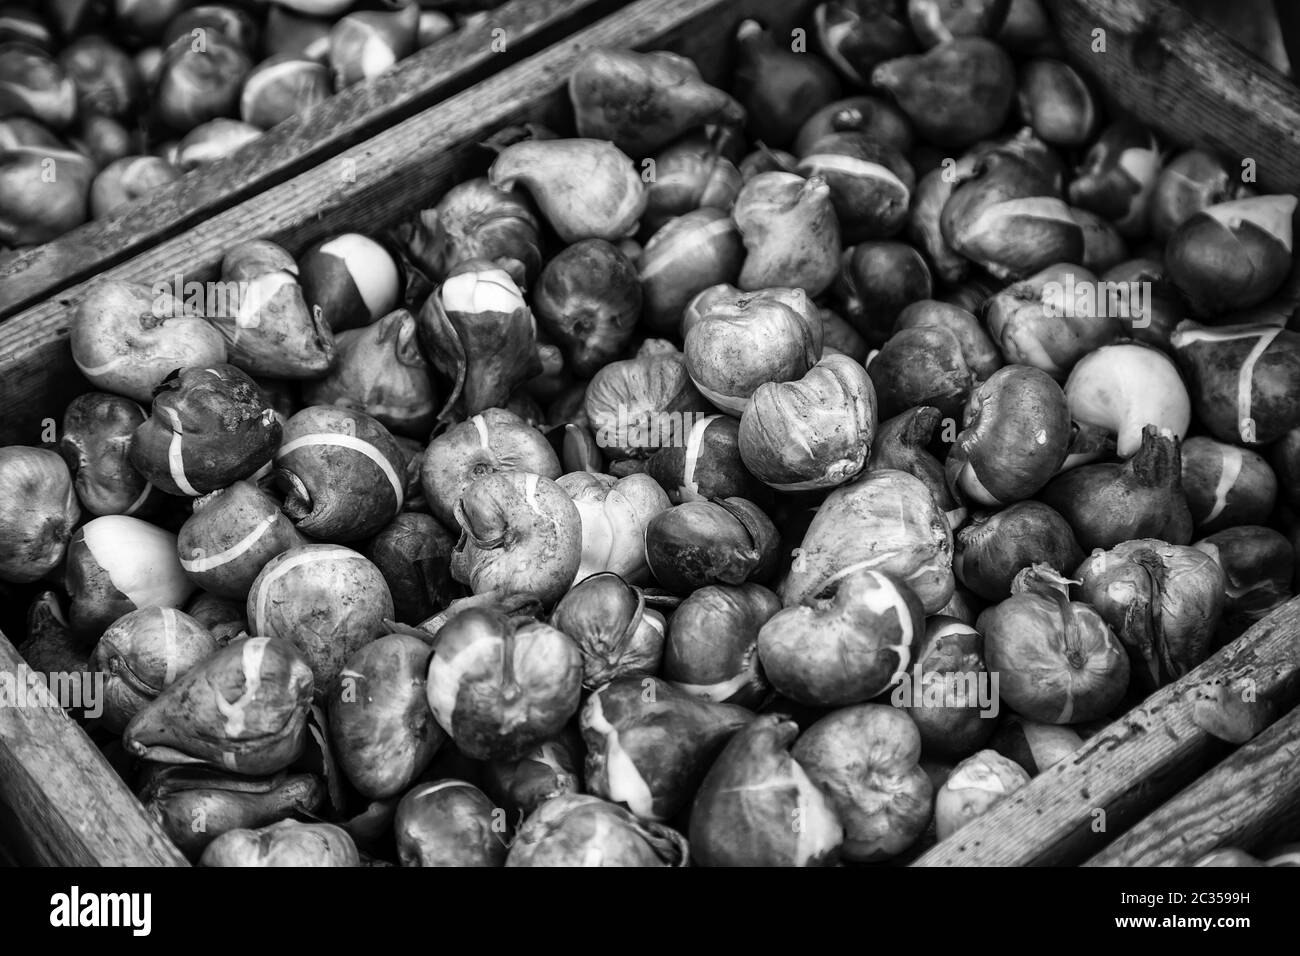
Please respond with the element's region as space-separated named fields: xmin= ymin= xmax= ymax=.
xmin=0 ymin=631 xmax=188 ymax=866
xmin=0 ymin=0 xmax=627 ymax=320
xmin=0 ymin=0 xmax=810 ymax=448
xmin=911 ymin=596 xmax=1300 ymax=866
xmin=1043 ymin=0 xmax=1300 ymax=194
xmin=1084 ymin=702 xmax=1300 ymax=866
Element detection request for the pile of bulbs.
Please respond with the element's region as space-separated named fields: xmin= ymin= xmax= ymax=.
xmin=0 ymin=0 xmax=492 ymax=246
xmin=2 ymin=0 xmax=1300 ymax=867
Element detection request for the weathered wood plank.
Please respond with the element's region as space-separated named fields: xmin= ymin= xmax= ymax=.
xmin=0 ymin=0 xmax=810 ymax=447
xmin=0 ymin=631 xmax=188 ymax=866
xmin=1043 ymin=0 xmax=1300 ymax=194
xmin=1084 ymin=702 xmax=1300 ymax=866
xmin=911 ymin=596 xmax=1300 ymax=866
xmin=0 ymin=0 xmax=629 ymax=319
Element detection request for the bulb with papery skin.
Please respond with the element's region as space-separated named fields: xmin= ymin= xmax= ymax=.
xmin=71 ymin=279 xmax=227 ymax=403
xmin=760 ymin=567 xmax=922 ymax=707
xmin=274 ymin=405 xmax=405 ymax=542
xmin=90 ymin=155 xmax=179 ymax=219
xmin=793 ymin=703 xmax=932 ymax=861
xmin=66 ymin=515 xmax=194 ymax=640
xmin=783 ymin=468 xmax=954 ymax=613
xmin=690 ymin=715 xmax=843 ymax=867
xmin=684 ymin=284 xmax=823 ymax=415
xmin=124 ymin=636 xmax=314 ymax=776
xmin=216 ymin=238 xmax=336 ymax=379
xmin=177 ymin=481 xmax=306 ymax=600
xmin=402 ymin=178 xmax=543 ymax=287
xmin=331 ymin=634 xmax=443 ymax=801
xmin=580 ymin=676 xmax=753 ymax=821
xmin=304 ymin=308 xmax=436 ymax=438
xmin=488 ymin=138 xmax=646 ymax=244
xmin=557 ymin=473 xmax=669 ymax=585
xmin=662 ymin=583 xmax=779 ymax=707
xmin=129 ymin=364 xmax=281 ymax=497
xmin=298 ymin=232 xmax=402 ymax=333
xmin=426 ymin=607 xmax=583 ymax=762
xmin=569 ymin=47 xmax=745 ymax=158
xmin=872 ymin=37 xmax=1014 ymax=148
xmin=533 ymin=239 xmax=642 ymax=378
xmin=395 ymin=780 xmax=506 ymax=867
xmin=247 ymin=544 xmax=394 ymax=692
xmin=0 ymin=146 xmax=94 ymax=244
xmin=451 ymin=471 xmax=583 ymax=607
xmin=60 ymin=393 xmax=157 ymax=518
xmin=0 ymin=447 xmax=81 ymax=584
xmin=200 ymin=820 xmax=357 ymax=867
xmin=154 ymin=31 xmax=251 ymax=133
xmin=507 ymin=793 xmax=688 ymax=867
xmin=934 ymin=749 xmax=1029 ymax=839
xmin=92 ymin=607 xmax=217 ymax=733
xmin=638 ymin=208 xmax=745 ymax=335
xmin=1064 ymin=344 xmax=1190 ymax=457
xmin=979 ymin=565 xmax=1129 ymax=723
xmin=329 ymin=2 xmax=418 ymax=89
xmin=733 ymin=172 xmax=842 ymax=295
xmin=740 ymin=353 xmax=877 ymax=492
xmin=417 ymin=259 xmax=541 ymax=422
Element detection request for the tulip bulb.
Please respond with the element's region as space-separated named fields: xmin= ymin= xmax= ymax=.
xmin=734 ymin=19 xmax=841 ymax=149
xmin=330 ymin=634 xmax=443 ymax=800
xmin=1041 ymin=425 xmax=1193 ymax=550
xmin=0 ymin=447 xmax=81 ymax=584
xmin=662 ymin=583 xmax=778 ymax=707
xmin=569 ymin=47 xmax=744 ymax=158
xmin=638 ymin=208 xmax=744 ymax=334
xmin=488 ymin=138 xmax=646 ymax=244
xmin=733 ymin=171 xmax=842 ymax=295
xmin=740 ymin=353 xmax=876 ymax=491
xmin=1149 ymin=149 xmax=1236 ymax=243
xmin=247 ymin=544 xmax=394 ymax=691
xmin=200 ymin=820 xmax=358 ymax=867
xmin=684 ymin=284 xmax=823 ymax=415
xmin=507 ymin=793 xmax=688 ymax=867
xmin=1076 ymin=539 xmax=1226 ymax=689
xmin=551 ymin=573 xmax=667 ymax=688
xmin=813 ymin=0 xmax=915 ymax=87
xmin=402 ymin=178 xmax=543 ymax=286
xmin=1068 ymin=120 xmax=1162 ymax=238
xmin=129 ymin=364 xmax=281 ymax=497
xmin=1170 ymin=321 xmax=1300 ymax=446
xmin=640 ymin=132 xmax=743 ymax=235
xmin=934 ymin=750 xmax=1029 ymax=838
xmin=1064 ymin=344 xmax=1191 ymax=457
xmin=90 ymin=155 xmax=179 ymax=219
xmin=216 ymin=238 xmax=337 ymax=378
xmin=872 ymin=37 xmax=1015 ymax=148
xmin=426 ymin=607 xmax=583 ymax=762
xmin=945 ymin=365 xmax=1071 ymax=507
xmin=178 ymin=481 xmax=307 ymax=600
xmin=533 ymin=239 xmax=642 ymax=378
xmin=782 ymin=468 xmax=955 ymax=613
xmin=329 ymin=2 xmax=419 ymax=89
xmin=1181 ymin=437 xmax=1277 ymax=534
xmin=66 ymin=515 xmax=195 ymax=639
xmin=0 ymin=146 xmax=93 ymax=244
xmin=304 ymin=308 xmax=436 ymax=438
xmin=1166 ymin=195 xmax=1296 ymax=317
xmin=557 ymin=472 xmax=669 ymax=585
xmin=92 ymin=607 xmax=217 ymax=733
xmin=240 ymin=55 xmax=331 ymax=129
xmin=451 ymin=472 xmax=583 ymax=607
xmin=644 ymin=497 xmax=779 ymax=594
xmin=760 ymin=567 xmax=923 ymax=707
xmin=690 ymin=715 xmax=843 ymax=867
xmin=418 ymin=260 xmax=541 ymax=421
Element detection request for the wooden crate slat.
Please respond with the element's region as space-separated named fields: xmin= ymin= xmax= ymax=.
xmin=911 ymin=595 xmax=1300 ymax=866
xmin=0 ymin=0 xmax=810 ymax=448
xmin=1043 ymin=0 xmax=1300 ymax=194
xmin=1084 ymin=702 xmax=1300 ymax=866
xmin=0 ymin=631 xmax=188 ymax=866
xmin=0 ymin=0 xmax=629 ymax=320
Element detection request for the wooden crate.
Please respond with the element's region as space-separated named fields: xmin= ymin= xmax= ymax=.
xmin=2 ymin=0 xmax=1298 ymax=868
xmin=0 ymin=0 xmax=633 ymax=320
xmin=0 ymin=0 xmax=814 ymax=866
